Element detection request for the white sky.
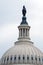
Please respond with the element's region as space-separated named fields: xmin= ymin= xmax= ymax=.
xmin=0 ymin=0 xmax=43 ymax=58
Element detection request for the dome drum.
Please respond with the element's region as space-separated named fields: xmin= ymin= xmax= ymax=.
xmin=18 ymin=25 xmax=30 ymax=41
xmin=1 ymin=55 xmax=43 ymax=65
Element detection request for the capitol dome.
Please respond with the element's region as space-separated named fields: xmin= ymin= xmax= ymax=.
xmin=0 ymin=6 xmax=43 ymax=65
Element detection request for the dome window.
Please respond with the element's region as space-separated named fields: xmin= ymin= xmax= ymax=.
xmin=23 ymin=28 xmax=25 ymax=36
xmin=39 ymin=57 xmax=40 ymax=61
xmin=7 ymin=57 xmax=9 ymax=62
xmin=14 ymin=56 xmax=16 ymax=60
xmin=35 ymin=57 xmax=37 ymax=61
xmin=42 ymin=58 xmax=43 ymax=62
xmin=18 ymin=56 xmax=20 ymax=60
xmin=10 ymin=56 xmax=12 ymax=61
xmin=4 ymin=57 xmax=6 ymax=64
xmin=23 ymin=55 xmax=25 ymax=60
xmin=31 ymin=56 xmax=33 ymax=60
xmin=27 ymin=56 xmax=29 ymax=60
xmin=26 ymin=29 xmax=27 ymax=36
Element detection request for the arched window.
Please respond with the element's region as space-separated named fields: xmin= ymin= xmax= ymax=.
xmin=7 ymin=57 xmax=9 ymax=62
xmin=31 ymin=56 xmax=33 ymax=60
xmin=4 ymin=57 xmax=6 ymax=64
xmin=18 ymin=56 xmax=20 ymax=60
xmin=35 ymin=57 xmax=37 ymax=61
xmin=14 ymin=56 xmax=16 ymax=60
xmin=26 ymin=29 xmax=27 ymax=36
xmin=27 ymin=56 xmax=29 ymax=60
xmin=23 ymin=28 xmax=25 ymax=36
xmin=10 ymin=56 xmax=12 ymax=61
xmin=42 ymin=58 xmax=43 ymax=62
xmin=39 ymin=57 xmax=40 ymax=61
xmin=23 ymin=55 xmax=25 ymax=60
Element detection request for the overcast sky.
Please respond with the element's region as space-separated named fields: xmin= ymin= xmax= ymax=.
xmin=0 ymin=0 xmax=43 ymax=58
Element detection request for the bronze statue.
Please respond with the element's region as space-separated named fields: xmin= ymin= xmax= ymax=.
xmin=21 ymin=5 xmax=28 ymax=25
xmin=22 ymin=6 xmax=26 ymax=16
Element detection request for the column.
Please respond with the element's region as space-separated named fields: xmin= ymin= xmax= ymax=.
xmin=27 ymin=29 xmax=29 ymax=38
xmin=22 ymin=28 xmax=23 ymax=37
xmin=20 ymin=29 xmax=22 ymax=37
xmin=19 ymin=29 xmax=20 ymax=38
xmin=25 ymin=29 xmax=26 ymax=37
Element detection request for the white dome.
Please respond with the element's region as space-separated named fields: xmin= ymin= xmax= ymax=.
xmin=3 ymin=44 xmax=43 ymax=57
xmin=1 ymin=42 xmax=43 ymax=65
